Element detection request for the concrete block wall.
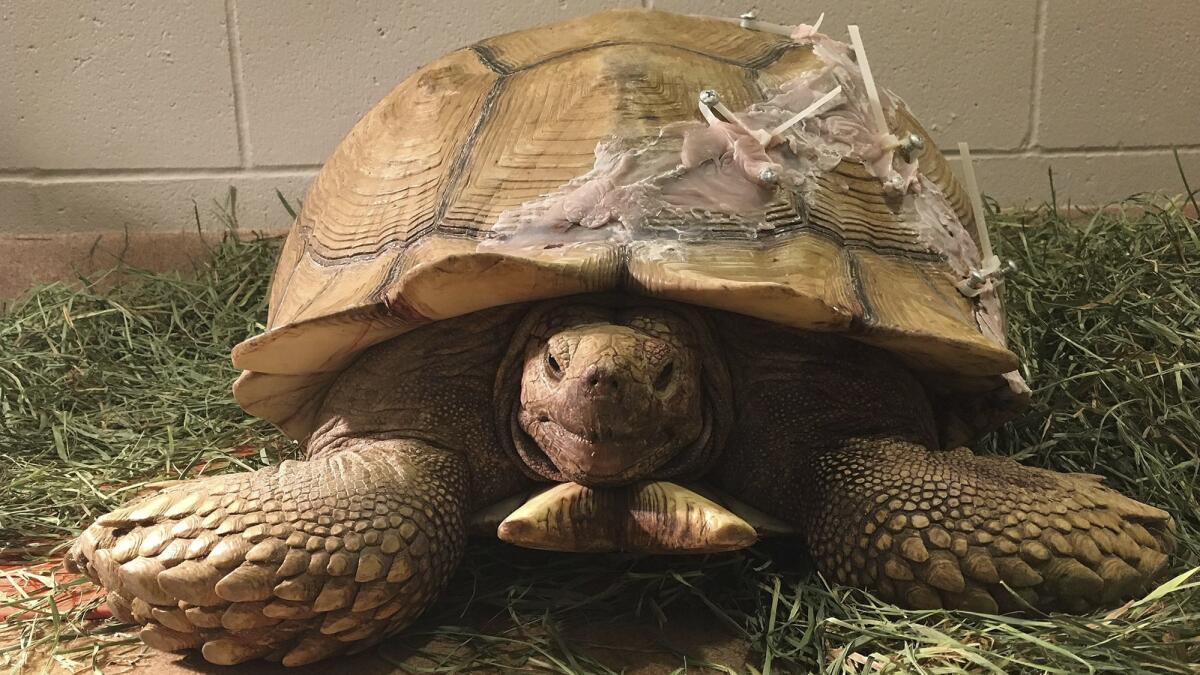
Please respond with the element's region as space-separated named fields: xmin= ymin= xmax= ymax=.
xmin=2 ymin=1 xmax=1198 ymax=280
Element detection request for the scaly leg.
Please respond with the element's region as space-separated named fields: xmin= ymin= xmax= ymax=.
xmin=803 ymin=439 xmax=1174 ymax=612
xmin=68 ymin=438 xmax=467 ymax=665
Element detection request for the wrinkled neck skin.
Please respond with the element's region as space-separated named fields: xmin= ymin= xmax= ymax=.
xmin=498 ymin=297 xmax=733 ymax=487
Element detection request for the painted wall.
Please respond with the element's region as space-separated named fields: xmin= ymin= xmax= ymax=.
xmin=2 ymin=0 xmax=1198 ymax=242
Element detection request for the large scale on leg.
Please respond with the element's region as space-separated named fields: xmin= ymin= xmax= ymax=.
xmin=68 ymin=8 xmax=1174 ymax=666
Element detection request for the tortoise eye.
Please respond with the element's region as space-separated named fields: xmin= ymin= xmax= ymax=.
xmin=545 ymin=352 xmax=564 ymax=379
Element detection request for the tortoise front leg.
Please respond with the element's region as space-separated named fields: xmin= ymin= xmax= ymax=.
xmin=712 ymin=320 xmax=1175 ymax=613
xmin=68 ymin=438 xmax=467 ymax=666
xmin=796 ymin=440 xmax=1174 ymax=612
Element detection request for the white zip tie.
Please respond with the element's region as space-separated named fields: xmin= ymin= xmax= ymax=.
xmin=955 ymin=141 xmax=1014 ymax=297
xmin=769 ymin=85 xmax=843 ymax=137
xmin=810 ymin=12 xmax=825 ymax=34
xmin=702 ymin=85 xmax=838 ymax=147
xmin=727 ymin=11 xmax=824 ymax=39
xmin=697 ymin=89 xmax=782 ymax=188
xmin=699 ymin=89 xmax=772 ymax=145
xmin=847 ymin=25 xmax=889 ymax=138
xmin=698 ymin=89 xmax=740 ymax=125
xmin=957 ymin=142 xmax=995 ymax=264
xmin=736 ymin=12 xmax=797 ymax=37
xmin=713 ymin=99 xmax=741 ymax=126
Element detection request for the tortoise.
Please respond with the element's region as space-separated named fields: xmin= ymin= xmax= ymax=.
xmin=68 ymin=9 xmax=1173 ymax=667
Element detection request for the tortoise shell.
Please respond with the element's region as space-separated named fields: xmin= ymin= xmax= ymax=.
xmin=232 ymin=9 xmax=1028 ymax=444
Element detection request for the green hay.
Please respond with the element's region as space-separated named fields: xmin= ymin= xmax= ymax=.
xmin=1 ymin=196 xmax=1198 ymax=673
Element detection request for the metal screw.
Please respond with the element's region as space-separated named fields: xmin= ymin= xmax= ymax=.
xmin=958 ymin=259 xmax=1017 ymax=297
xmin=971 ymin=259 xmax=1017 ymax=287
xmin=739 ymin=9 xmax=758 ymax=27
xmin=758 ymin=167 xmax=779 ymax=185
xmin=699 ymin=89 xmax=721 ymax=106
xmin=897 ymin=133 xmax=925 ymax=162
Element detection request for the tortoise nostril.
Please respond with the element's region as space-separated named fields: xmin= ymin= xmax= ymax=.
xmin=584 ymin=366 xmax=618 ymax=393
xmin=654 ymin=360 xmax=675 ymax=392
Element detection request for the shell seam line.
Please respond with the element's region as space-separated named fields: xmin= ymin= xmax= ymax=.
xmin=356 ymin=75 xmax=511 ymax=300
xmin=470 ymin=43 xmax=511 ymax=75
xmin=845 ymin=250 xmax=877 ymax=329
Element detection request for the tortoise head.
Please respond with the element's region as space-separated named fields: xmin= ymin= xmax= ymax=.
xmin=509 ymin=300 xmax=727 ymax=487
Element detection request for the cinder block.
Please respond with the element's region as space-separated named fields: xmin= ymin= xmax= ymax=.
xmin=236 ymin=0 xmax=639 ymax=166
xmin=955 ymin=150 xmax=1200 ymax=207
xmin=0 ymin=173 xmax=313 ymax=235
xmin=0 ymin=2 xmax=240 ymax=169
xmin=651 ymin=0 xmax=1038 ymax=150
xmin=1040 ymin=0 xmax=1200 ymax=149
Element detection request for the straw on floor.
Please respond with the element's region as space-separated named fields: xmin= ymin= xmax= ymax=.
xmin=1 ymin=192 xmax=1197 ymax=673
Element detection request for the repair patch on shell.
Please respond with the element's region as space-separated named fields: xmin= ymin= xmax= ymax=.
xmin=485 ymin=29 xmax=922 ymax=254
